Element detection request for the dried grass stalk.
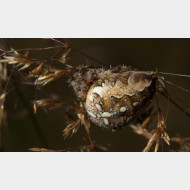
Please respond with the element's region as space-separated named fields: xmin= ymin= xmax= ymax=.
xmin=143 ymin=112 xmax=170 ymax=152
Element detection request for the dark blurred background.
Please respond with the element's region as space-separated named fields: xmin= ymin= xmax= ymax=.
xmin=1 ymin=38 xmax=190 ymax=151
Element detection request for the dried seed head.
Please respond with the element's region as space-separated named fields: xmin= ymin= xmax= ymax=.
xmin=33 ymin=98 xmax=73 ymax=110
xmin=0 ymin=49 xmax=34 ymax=70
xmin=58 ymin=48 xmax=71 ymax=64
xmin=28 ymin=63 xmax=45 ymax=78
xmin=35 ymin=68 xmax=73 ymax=86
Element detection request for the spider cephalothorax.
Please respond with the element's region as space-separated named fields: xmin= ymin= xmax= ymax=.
xmin=70 ymin=65 xmax=157 ymax=131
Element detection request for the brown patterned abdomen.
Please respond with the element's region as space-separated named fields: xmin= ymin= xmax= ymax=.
xmin=85 ymin=71 xmax=157 ymax=131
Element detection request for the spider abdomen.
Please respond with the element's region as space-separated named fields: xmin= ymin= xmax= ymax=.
xmin=85 ymin=70 xmax=157 ymax=131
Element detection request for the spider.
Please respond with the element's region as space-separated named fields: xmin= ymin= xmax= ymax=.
xmin=68 ymin=65 xmax=172 ymax=152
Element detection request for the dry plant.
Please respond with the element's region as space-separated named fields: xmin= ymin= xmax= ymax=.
xmin=0 ymin=38 xmax=190 ymax=152
xmin=0 ymin=42 xmax=8 ymax=151
xmin=171 ymin=137 xmax=190 ymax=152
